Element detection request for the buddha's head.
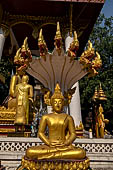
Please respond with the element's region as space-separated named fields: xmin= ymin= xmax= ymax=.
xmin=99 ymin=104 xmax=103 ymax=115
xmin=51 ymin=83 xmax=64 ymax=113
xmin=22 ymin=75 xmax=29 ymax=84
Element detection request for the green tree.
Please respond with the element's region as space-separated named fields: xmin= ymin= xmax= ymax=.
xmin=79 ymin=14 xmax=113 ymax=133
xmin=0 ymin=56 xmax=13 ymax=105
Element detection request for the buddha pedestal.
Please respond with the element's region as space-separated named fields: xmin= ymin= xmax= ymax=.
xmin=0 ymin=106 xmax=16 ymax=136
xmin=17 ymin=156 xmax=90 ymax=170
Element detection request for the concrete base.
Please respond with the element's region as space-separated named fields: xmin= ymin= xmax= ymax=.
xmin=0 ymin=138 xmax=113 ymax=170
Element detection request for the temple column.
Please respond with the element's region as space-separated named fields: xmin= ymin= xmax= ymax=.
xmin=69 ymin=82 xmax=82 ymax=126
xmin=65 ymin=34 xmax=82 ymax=126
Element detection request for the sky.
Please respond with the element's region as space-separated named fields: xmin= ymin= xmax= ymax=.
xmin=101 ymin=0 xmax=113 ymax=18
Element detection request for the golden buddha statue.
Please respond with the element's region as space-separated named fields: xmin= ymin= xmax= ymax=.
xmin=14 ymin=75 xmax=33 ymax=125
xmin=96 ymin=104 xmax=109 ymax=138
xmin=26 ymin=83 xmax=86 ymax=160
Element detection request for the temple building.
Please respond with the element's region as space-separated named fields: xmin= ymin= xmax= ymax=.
xmin=0 ymin=0 xmax=104 ymax=124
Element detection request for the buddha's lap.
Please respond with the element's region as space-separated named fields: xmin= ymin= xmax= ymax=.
xmin=26 ymin=144 xmax=86 ymax=159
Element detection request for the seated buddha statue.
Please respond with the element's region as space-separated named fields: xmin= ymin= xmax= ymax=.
xmin=26 ymin=83 xmax=86 ymax=160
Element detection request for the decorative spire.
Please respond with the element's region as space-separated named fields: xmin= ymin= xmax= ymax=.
xmin=55 ymin=22 xmax=62 ymax=39
xmin=98 ymin=83 xmax=107 ymax=101
xmin=73 ymin=31 xmax=79 ymax=47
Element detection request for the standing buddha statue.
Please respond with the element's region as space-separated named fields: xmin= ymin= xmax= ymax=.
xmin=14 ymin=75 xmax=33 ymax=125
xmin=96 ymin=104 xmax=109 ymax=138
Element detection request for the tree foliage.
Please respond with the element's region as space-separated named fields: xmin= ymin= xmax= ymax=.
xmin=0 ymin=55 xmax=13 ymax=104
xmin=79 ymin=14 xmax=113 ymax=131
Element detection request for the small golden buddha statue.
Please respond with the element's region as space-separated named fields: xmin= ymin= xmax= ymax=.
xmin=26 ymin=83 xmax=86 ymax=160
xmin=14 ymin=75 xmax=33 ymax=125
xmin=96 ymin=104 xmax=109 ymax=138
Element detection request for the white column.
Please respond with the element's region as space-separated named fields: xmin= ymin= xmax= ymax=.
xmin=65 ymin=34 xmax=82 ymax=126
xmin=69 ymin=82 xmax=82 ymax=126
xmin=0 ymin=28 xmax=5 ymax=60
xmin=47 ymin=106 xmax=52 ymax=114
xmin=65 ymin=34 xmax=73 ymax=51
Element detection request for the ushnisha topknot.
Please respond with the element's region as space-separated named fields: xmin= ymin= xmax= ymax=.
xmin=51 ymin=83 xmax=64 ymax=101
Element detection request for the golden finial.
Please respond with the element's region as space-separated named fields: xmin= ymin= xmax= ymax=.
xmin=73 ymin=31 xmax=79 ymax=46
xmin=98 ymin=83 xmax=107 ymax=101
xmin=55 ymin=22 xmax=62 ymax=39
xmin=55 ymin=83 xmax=61 ymax=92
xmin=89 ymin=128 xmax=92 ymax=132
xmin=57 ymin=22 xmax=60 ymax=31
xmin=79 ymin=121 xmax=84 ymax=129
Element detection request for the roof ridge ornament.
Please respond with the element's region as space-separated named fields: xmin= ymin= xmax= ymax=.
xmin=80 ymin=40 xmax=102 ymax=77
xmin=67 ymin=31 xmax=79 ymax=61
xmin=54 ymin=22 xmax=62 ymax=56
xmin=38 ymin=29 xmax=48 ymax=61
xmin=14 ymin=37 xmax=32 ymax=75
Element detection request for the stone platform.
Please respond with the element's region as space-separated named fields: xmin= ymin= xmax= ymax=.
xmin=0 ymin=137 xmax=113 ymax=170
